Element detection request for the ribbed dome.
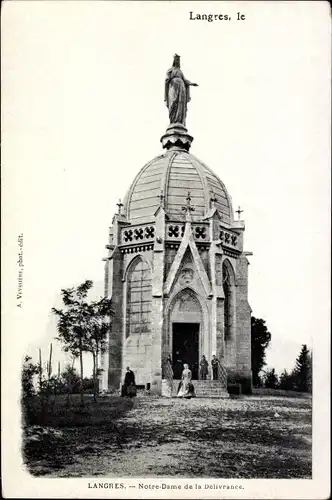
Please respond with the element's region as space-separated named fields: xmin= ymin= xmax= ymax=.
xmin=123 ymin=150 xmax=233 ymax=225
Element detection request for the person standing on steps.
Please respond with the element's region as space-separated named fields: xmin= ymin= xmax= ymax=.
xmin=177 ymin=364 xmax=196 ymax=399
xmin=211 ymin=354 xmax=220 ymax=380
xmin=199 ymin=355 xmax=209 ymax=380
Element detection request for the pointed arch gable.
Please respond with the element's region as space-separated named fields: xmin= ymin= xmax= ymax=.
xmin=164 ymin=223 xmax=212 ymax=297
xmin=166 ymin=286 xmax=204 ymax=319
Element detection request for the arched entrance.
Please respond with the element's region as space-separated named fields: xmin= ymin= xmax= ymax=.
xmin=167 ymin=288 xmax=203 ymax=380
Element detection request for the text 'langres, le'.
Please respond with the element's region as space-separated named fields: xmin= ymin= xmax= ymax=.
xmin=189 ymin=11 xmax=246 ymax=22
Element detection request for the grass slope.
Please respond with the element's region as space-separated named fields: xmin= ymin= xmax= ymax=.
xmin=22 ymin=393 xmax=311 ymax=478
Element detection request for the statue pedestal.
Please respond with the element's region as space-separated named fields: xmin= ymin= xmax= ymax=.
xmin=160 ymin=123 xmax=193 ymax=151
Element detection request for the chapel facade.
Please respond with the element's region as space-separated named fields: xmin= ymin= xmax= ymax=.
xmin=100 ymin=57 xmax=252 ymax=396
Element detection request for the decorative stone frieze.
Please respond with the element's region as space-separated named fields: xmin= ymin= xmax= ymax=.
xmin=166 ymin=223 xmax=209 ymax=241
xmin=219 ymin=227 xmax=239 ymax=249
xmin=122 ymin=225 xmax=155 ymax=244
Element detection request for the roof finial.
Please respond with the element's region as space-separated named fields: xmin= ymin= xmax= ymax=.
xmin=116 ymin=199 xmax=124 ymax=216
xmin=157 ymin=190 xmax=165 ymax=208
xmin=210 ymin=190 xmax=218 ymax=208
xmin=236 ymin=205 xmax=243 ymax=220
xmin=182 ymin=191 xmax=195 ymax=217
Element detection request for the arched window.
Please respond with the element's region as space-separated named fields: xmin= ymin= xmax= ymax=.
xmin=222 ymin=262 xmax=234 ymax=341
xmin=126 ymin=258 xmax=152 ymax=338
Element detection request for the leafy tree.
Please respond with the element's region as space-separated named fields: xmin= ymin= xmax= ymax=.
xmin=264 ymin=368 xmax=279 ymax=389
xmin=278 ymin=369 xmax=295 ymax=391
xmin=22 ymin=356 xmax=39 ymax=398
xmin=52 ymin=280 xmax=113 ymax=404
xmin=86 ymin=297 xmax=113 ymax=402
xmin=52 ymin=280 xmax=94 ymax=405
xmin=251 ymin=317 xmax=271 ymax=387
xmin=293 ymin=344 xmax=311 ymax=392
xmin=61 ymin=363 xmax=81 ymax=395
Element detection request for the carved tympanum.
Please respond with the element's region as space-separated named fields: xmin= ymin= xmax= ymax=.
xmin=179 ymin=268 xmax=194 ymax=285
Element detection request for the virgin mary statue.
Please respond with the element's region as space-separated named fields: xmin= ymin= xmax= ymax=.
xmin=164 ymin=54 xmax=198 ymax=126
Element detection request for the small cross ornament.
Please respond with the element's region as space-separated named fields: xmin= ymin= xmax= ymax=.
xmin=157 ymin=190 xmax=165 ymax=207
xmin=236 ymin=205 xmax=243 ymax=220
xmin=210 ymin=190 xmax=218 ymax=208
xmin=116 ymin=199 xmax=124 ymax=215
xmin=182 ymin=191 xmax=195 ymax=214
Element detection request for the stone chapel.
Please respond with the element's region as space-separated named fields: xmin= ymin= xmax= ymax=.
xmin=100 ymin=57 xmax=252 ymax=396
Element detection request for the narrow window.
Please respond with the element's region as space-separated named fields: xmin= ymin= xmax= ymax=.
xmin=223 ymin=264 xmax=232 ymax=341
xmin=126 ymin=259 xmax=152 ymax=337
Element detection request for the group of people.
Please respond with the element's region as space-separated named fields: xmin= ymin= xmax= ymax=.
xmin=163 ymin=353 xmax=221 ymax=399
xmin=199 ymin=354 xmax=221 ymax=381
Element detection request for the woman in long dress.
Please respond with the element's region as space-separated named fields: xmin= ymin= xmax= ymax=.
xmin=164 ymin=54 xmax=198 ymax=126
xmin=177 ymin=364 xmax=196 ymax=399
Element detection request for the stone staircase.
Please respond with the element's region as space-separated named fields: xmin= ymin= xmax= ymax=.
xmin=162 ymin=379 xmax=229 ymax=398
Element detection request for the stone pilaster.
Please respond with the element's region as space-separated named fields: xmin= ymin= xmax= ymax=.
xmin=150 ymin=206 xmax=166 ymax=394
xmin=107 ymin=246 xmax=124 ymax=391
xmin=209 ymin=242 xmax=224 ymax=360
xmin=216 ymin=298 xmax=225 ymax=361
xmin=235 ymin=253 xmax=252 ymax=392
xmin=205 ymin=211 xmax=223 ymax=360
xmin=100 ymin=214 xmax=130 ymax=392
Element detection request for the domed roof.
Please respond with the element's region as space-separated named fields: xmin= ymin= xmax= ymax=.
xmin=123 ymin=150 xmax=233 ymax=225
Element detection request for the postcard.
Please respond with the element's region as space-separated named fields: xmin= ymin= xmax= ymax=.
xmin=1 ymin=1 xmax=330 ymax=498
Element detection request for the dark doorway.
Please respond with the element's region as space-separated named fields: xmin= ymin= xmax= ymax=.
xmin=172 ymin=323 xmax=199 ymax=380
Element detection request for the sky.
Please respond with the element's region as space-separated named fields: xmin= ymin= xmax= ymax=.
xmin=3 ymin=1 xmax=330 ymax=378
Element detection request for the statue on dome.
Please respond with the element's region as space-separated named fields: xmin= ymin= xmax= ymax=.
xmin=164 ymin=54 xmax=198 ymax=126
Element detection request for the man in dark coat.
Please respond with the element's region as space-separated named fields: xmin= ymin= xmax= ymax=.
xmin=121 ymin=366 xmax=136 ymax=397
xmin=199 ymin=355 xmax=209 ymax=380
xmin=211 ymin=354 xmax=219 ymax=380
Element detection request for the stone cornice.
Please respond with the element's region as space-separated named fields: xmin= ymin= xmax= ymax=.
xmin=119 ymin=243 xmax=154 ymax=254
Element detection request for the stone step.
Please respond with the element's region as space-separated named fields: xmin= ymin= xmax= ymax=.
xmin=162 ymin=379 xmax=229 ymax=398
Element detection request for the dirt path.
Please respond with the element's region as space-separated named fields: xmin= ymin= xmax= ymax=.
xmin=36 ymin=395 xmax=311 ymax=478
